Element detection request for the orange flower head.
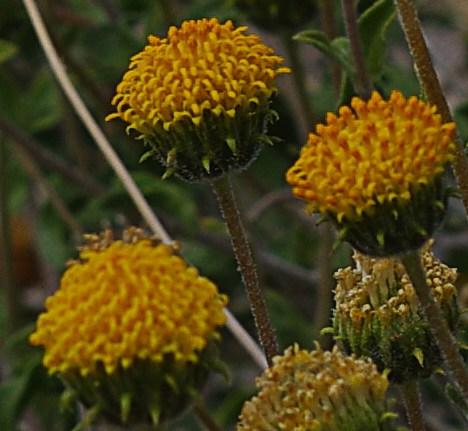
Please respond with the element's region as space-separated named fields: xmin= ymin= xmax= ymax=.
xmin=287 ymin=91 xmax=456 ymax=256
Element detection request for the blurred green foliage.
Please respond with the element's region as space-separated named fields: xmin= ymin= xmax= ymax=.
xmin=1 ymin=0 xmax=468 ymax=430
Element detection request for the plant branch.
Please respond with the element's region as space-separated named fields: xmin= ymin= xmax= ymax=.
xmin=10 ymin=140 xmax=83 ymax=240
xmin=394 ymin=0 xmax=468 ymax=215
xmin=193 ymin=398 xmax=223 ymax=431
xmin=401 ymin=250 xmax=468 ymax=401
xmin=22 ymin=0 xmax=267 ymax=370
xmin=212 ymin=175 xmax=278 ymax=365
xmin=340 ymin=0 xmax=372 ymax=98
xmin=401 ymin=381 xmax=426 ymax=431
xmin=0 ymin=116 xmax=105 ymax=196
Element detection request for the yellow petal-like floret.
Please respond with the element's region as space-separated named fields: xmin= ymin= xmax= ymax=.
xmin=30 ymin=229 xmax=227 ymax=376
xmin=287 ymin=91 xmax=456 ymax=222
xmin=237 ymin=344 xmax=392 ymax=431
xmin=106 ymin=18 xmax=290 ymax=134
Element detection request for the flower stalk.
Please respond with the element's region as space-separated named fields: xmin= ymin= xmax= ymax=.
xmin=211 ymin=175 xmax=278 ymax=365
xmin=401 ymin=381 xmax=426 ymax=431
xmin=394 ymin=0 xmax=468 ymax=216
xmin=340 ymin=0 xmax=373 ymax=98
xmin=401 ymin=250 xmax=468 ymax=400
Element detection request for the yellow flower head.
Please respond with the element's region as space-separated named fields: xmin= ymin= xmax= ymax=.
xmin=30 ymin=228 xmax=227 ymax=376
xmin=334 ymin=242 xmax=459 ymax=383
xmin=237 ymin=344 xmax=396 ymax=431
xmin=287 ymin=91 xmax=456 ymax=256
xmin=106 ymin=18 xmax=290 ymax=181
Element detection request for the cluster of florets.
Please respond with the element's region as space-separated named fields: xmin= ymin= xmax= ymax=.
xmin=333 ymin=244 xmax=459 ymax=382
xmin=31 ymin=228 xmax=227 ymax=427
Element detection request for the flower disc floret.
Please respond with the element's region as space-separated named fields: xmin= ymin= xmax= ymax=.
xmin=333 ymin=243 xmax=459 ymax=383
xmin=106 ymin=18 xmax=290 ymax=181
xmin=30 ymin=228 xmax=227 ymax=376
xmin=287 ymin=91 xmax=456 ymax=256
xmin=237 ymin=344 xmax=397 ymax=431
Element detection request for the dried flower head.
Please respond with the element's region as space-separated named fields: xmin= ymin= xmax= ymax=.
xmin=287 ymin=91 xmax=456 ymax=256
xmin=237 ymin=344 xmax=398 ymax=431
xmin=107 ymin=18 xmax=290 ymax=181
xmin=233 ymin=0 xmax=316 ymax=31
xmin=30 ymin=228 xmax=227 ymax=427
xmin=333 ymin=242 xmax=459 ymax=383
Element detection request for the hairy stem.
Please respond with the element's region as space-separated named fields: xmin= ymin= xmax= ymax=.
xmin=401 ymin=381 xmax=426 ymax=431
xmin=394 ymin=0 xmax=468 ymax=216
xmin=401 ymin=250 xmax=468 ymax=401
xmin=211 ymin=175 xmax=278 ymax=365
xmin=340 ymin=0 xmax=373 ymax=98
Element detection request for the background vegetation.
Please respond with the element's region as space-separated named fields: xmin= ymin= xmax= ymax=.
xmin=1 ymin=0 xmax=468 ymax=429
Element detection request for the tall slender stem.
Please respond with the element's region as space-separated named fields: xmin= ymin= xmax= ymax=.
xmin=401 ymin=250 xmax=468 ymax=400
xmin=401 ymin=381 xmax=426 ymax=431
xmin=394 ymin=0 xmax=468 ymax=216
xmin=340 ymin=0 xmax=373 ymax=98
xmin=211 ymin=175 xmax=278 ymax=365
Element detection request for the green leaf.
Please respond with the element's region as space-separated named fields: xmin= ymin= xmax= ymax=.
xmin=0 ymin=357 xmax=41 ymax=430
xmin=293 ymin=30 xmax=354 ymax=77
xmin=21 ymin=69 xmax=61 ymax=132
xmin=0 ymin=39 xmax=17 ymax=64
xmin=358 ymin=0 xmax=396 ymax=79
